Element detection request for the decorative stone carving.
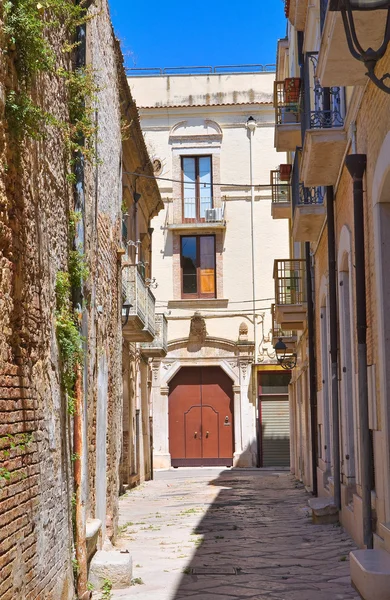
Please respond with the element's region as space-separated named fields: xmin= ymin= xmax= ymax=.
xmin=239 ymin=322 xmax=248 ymax=341
xmin=189 ymin=312 xmax=207 ymax=344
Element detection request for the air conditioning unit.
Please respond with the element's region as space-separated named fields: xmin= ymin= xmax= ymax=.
xmin=205 ymin=207 xmax=223 ymax=222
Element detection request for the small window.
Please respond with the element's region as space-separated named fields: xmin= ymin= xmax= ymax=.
xmin=181 ymin=235 xmax=216 ymax=298
xmin=182 ymin=156 xmax=212 ymax=221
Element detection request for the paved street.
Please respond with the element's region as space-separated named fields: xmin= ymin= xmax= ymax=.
xmin=112 ymin=468 xmax=359 ymax=600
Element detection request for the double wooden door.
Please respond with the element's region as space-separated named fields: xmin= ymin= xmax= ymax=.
xmin=169 ymin=367 xmax=234 ymax=467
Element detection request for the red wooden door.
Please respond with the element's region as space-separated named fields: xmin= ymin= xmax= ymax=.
xmin=169 ymin=367 xmax=234 ymax=467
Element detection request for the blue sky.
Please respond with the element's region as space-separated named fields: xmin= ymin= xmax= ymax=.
xmin=108 ymin=0 xmax=286 ymax=70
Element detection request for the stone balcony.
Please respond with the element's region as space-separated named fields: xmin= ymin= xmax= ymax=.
xmin=300 ymin=52 xmax=348 ymax=187
xmin=271 ymin=169 xmax=291 ymax=220
xmin=317 ymin=1 xmax=388 ymax=87
xmin=140 ymin=313 xmax=168 ymax=358
xmin=122 ymin=265 xmax=156 ymax=342
xmin=274 ymin=79 xmax=302 ymax=152
xmin=285 ymin=0 xmax=309 ymax=31
xmin=166 ymin=199 xmax=226 ymax=231
xmin=273 ymin=259 xmax=307 ymax=331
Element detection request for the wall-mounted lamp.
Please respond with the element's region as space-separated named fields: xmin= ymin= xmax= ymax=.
xmin=274 ymin=338 xmax=297 ymax=370
xmin=246 ymin=115 xmax=257 ymax=132
xmin=122 ymin=299 xmax=133 ymax=326
xmin=330 ymin=0 xmax=390 ymax=93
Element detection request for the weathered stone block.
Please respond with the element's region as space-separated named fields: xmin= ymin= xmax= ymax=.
xmin=308 ymin=497 xmax=339 ymax=524
xmin=88 ymin=550 xmax=133 ymax=590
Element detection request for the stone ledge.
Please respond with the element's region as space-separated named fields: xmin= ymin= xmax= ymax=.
xmin=86 ymin=519 xmax=102 ymax=564
xmin=308 ymin=497 xmax=339 ymax=524
xmin=88 ymin=550 xmax=133 ymax=590
xmin=350 ymin=549 xmax=390 ymax=600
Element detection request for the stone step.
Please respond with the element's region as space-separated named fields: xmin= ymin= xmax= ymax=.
xmin=88 ymin=550 xmax=133 ymax=590
xmin=350 ymin=549 xmax=390 ymax=600
xmin=308 ymin=497 xmax=339 ymax=524
xmin=380 ymin=523 xmax=390 ymax=553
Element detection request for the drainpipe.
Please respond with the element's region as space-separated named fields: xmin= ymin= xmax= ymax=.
xmin=327 ymin=185 xmax=341 ymax=510
xmin=72 ymin=10 xmax=90 ymax=599
xmin=345 ymin=154 xmax=373 ymax=549
xmin=73 ymin=365 xmax=89 ymax=599
xmin=306 ymin=242 xmax=318 ymax=496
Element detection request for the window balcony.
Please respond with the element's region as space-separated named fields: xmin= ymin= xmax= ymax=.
xmin=317 ymin=0 xmax=387 ymax=87
xmin=274 ymin=79 xmax=302 ymax=152
xmin=285 ymin=0 xmax=309 ymax=31
xmin=271 ymin=304 xmax=297 ymax=351
xmin=273 ymin=259 xmax=307 ymax=331
xmin=122 ymin=265 xmax=156 ymax=342
xmin=300 ymin=52 xmax=348 ymax=187
xmin=292 ymin=150 xmax=326 ymax=242
xmin=166 ymin=199 xmax=226 ymax=231
xmin=140 ymin=313 xmax=168 ymax=358
xmin=271 ymin=169 xmax=291 ymax=220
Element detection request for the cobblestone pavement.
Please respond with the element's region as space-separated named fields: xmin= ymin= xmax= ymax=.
xmin=111 ymin=468 xmax=360 ymax=600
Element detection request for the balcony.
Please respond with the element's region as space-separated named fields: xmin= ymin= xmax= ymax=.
xmin=273 ymin=259 xmax=307 ymax=331
xmin=271 ymin=169 xmax=291 ymax=220
xmin=274 ymin=79 xmax=302 ymax=152
xmin=285 ymin=0 xmax=309 ymax=31
xmin=140 ymin=313 xmax=168 ymax=357
xmin=301 ymin=52 xmax=347 ymax=187
xmin=166 ymin=199 xmax=226 ymax=231
xmin=271 ymin=304 xmax=297 ymax=352
xmin=317 ymin=0 xmax=388 ymax=87
xmin=292 ymin=151 xmax=326 ymax=242
xmin=122 ymin=265 xmax=156 ymax=342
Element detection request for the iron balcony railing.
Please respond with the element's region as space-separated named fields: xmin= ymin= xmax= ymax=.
xmin=271 ymin=170 xmax=291 ymax=205
xmin=274 ymin=259 xmax=307 ymax=306
xmin=140 ymin=313 xmax=168 ymax=357
xmin=301 ymin=52 xmax=344 ymax=139
xmin=274 ymin=79 xmax=301 ymax=126
xmin=167 ymin=199 xmax=226 ymax=226
xmin=122 ymin=265 xmax=156 ymax=337
xmin=127 ymin=64 xmax=276 ymax=76
xmin=271 ymin=304 xmax=295 ymax=340
xmin=291 ymin=149 xmax=325 ymax=214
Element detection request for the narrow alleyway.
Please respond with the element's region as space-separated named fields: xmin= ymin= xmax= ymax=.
xmin=111 ymin=469 xmax=359 ymax=600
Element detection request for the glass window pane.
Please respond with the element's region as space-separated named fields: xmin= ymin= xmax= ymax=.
xmin=199 ymin=236 xmax=215 ymax=295
xmin=183 ymin=158 xmax=196 ymax=218
xmin=199 ymin=157 xmax=212 ymax=217
xmin=182 ymin=236 xmax=197 ymax=294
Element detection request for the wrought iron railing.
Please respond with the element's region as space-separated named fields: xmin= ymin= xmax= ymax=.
xmin=271 ymin=304 xmax=294 ymax=340
xmin=302 ymin=52 xmax=344 ymax=138
xmin=140 ymin=313 xmax=167 ymax=355
xmin=274 ymin=79 xmax=301 ymax=126
xmin=167 ymin=199 xmax=226 ymax=225
xmin=291 ymin=149 xmax=325 ymax=214
xmin=122 ymin=266 xmax=155 ymax=334
xmin=274 ymin=259 xmax=307 ymax=306
xmin=271 ymin=170 xmax=291 ymax=204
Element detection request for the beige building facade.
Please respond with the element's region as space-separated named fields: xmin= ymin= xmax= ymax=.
xmin=273 ymin=0 xmax=390 ymax=596
xmin=129 ymin=68 xmax=291 ymax=471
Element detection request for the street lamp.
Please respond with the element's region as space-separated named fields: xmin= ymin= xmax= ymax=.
xmin=330 ymin=0 xmax=390 ymax=93
xmin=122 ymin=299 xmax=133 ymax=326
xmin=274 ymin=338 xmax=297 ymax=370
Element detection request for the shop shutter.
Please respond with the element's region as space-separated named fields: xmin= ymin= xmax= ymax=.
xmin=261 ymin=397 xmax=290 ymax=467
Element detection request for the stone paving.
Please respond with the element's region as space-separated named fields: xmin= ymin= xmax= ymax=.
xmin=110 ymin=468 xmax=360 ymax=600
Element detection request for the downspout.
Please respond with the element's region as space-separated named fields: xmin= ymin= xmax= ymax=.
xmin=306 ymin=242 xmax=318 ymax=496
xmin=345 ymin=154 xmax=373 ymax=549
xmin=73 ymin=9 xmax=90 ymax=599
xmin=327 ymin=185 xmax=341 ymax=510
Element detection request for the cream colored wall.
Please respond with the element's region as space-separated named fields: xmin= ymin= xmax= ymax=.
xmin=129 ymin=72 xmax=274 ymax=108
xmin=129 ymin=76 xmax=289 ymax=360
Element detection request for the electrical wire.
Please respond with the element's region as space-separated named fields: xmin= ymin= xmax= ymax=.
xmin=123 ymin=170 xmax=273 ymax=190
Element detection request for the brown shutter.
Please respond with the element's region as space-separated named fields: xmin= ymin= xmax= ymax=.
xmin=199 ymin=236 xmax=215 ymax=295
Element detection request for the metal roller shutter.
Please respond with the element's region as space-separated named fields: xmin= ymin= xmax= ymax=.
xmin=261 ymin=397 xmax=290 ymax=467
